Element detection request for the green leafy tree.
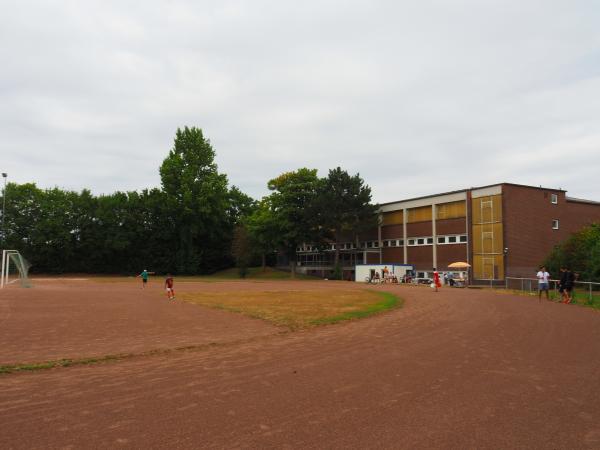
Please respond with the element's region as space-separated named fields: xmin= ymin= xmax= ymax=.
xmin=246 ymin=198 xmax=279 ymax=271
xmin=313 ymin=167 xmax=378 ymax=278
xmin=227 ymin=186 xmax=257 ymax=227
xmin=159 ymin=126 xmax=231 ymax=273
xmin=267 ymin=168 xmax=322 ymax=278
xmin=231 ymin=225 xmax=252 ymax=278
xmin=544 ymin=223 xmax=600 ymax=282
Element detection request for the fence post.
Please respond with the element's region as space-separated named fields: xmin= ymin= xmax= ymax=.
xmin=590 ymin=283 xmax=593 ymax=305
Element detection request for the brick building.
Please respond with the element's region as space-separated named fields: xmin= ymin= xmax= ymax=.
xmin=295 ymin=183 xmax=600 ymax=282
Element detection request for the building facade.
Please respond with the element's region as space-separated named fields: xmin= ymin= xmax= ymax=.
xmin=295 ymin=183 xmax=600 ymax=282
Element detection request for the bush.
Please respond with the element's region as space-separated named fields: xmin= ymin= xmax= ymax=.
xmin=544 ymin=223 xmax=600 ymax=282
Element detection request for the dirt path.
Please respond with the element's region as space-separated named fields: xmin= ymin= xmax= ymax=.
xmin=2 ymin=283 xmax=600 ymax=449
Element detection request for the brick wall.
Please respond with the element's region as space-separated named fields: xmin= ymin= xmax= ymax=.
xmin=381 ymin=224 xmax=403 ymax=239
xmin=381 ymin=247 xmax=404 ymax=264
xmin=436 ymin=218 xmax=467 ymax=235
xmin=503 ymin=184 xmax=600 ymax=277
xmin=437 ymin=244 xmax=468 ymax=270
xmin=406 ymin=245 xmax=434 ymax=270
xmin=406 ymin=222 xmax=432 ymax=237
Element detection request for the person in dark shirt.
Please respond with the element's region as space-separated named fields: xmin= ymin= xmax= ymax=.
xmin=560 ymin=267 xmax=575 ymax=304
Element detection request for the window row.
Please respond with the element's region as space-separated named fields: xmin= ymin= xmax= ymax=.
xmin=384 ymin=234 xmax=467 ymax=247
xmin=297 ymin=241 xmax=378 ymax=252
xmin=298 ymin=234 xmax=468 ymax=252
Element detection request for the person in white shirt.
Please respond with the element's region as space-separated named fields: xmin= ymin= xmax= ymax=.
xmin=536 ymin=266 xmax=550 ymax=301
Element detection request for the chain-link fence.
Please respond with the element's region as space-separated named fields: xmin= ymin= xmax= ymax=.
xmin=505 ymin=277 xmax=600 ymax=306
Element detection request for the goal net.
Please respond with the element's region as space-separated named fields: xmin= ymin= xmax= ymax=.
xmin=1 ymin=250 xmax=32 ymax=288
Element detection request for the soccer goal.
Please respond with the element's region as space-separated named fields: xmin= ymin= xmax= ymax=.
xmin=1 ymin=250 xmax=32 ymax=288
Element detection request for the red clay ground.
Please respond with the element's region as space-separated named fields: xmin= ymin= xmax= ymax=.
xmin=2 ymin=280 xmax=600 ymax=449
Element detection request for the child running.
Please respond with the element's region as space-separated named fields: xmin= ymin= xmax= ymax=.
xmin=165 ymin=274 xmax=175 ymax=300
xmin=433 ymin=268 xmax=441 ymax=292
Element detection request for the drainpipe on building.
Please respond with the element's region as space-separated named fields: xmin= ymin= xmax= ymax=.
xmin=378 ymin=221 xmax=382 ymax=264
xmin=403 ymin=208 xmax=408 ymax=265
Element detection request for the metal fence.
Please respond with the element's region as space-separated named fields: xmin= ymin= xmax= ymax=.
xmin=505 ymin=277 xmax=600 ymax=304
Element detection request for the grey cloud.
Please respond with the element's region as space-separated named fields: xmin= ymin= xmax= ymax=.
xmin=1 ymin=0 xmax=599 ymax=203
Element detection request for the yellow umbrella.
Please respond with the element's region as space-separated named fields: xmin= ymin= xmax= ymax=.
xmin=448 ymin=261 xmax=471 ymax=269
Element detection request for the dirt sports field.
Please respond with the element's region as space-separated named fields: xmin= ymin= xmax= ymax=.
xmin=2 ymin=279 xmax=600 ymax=449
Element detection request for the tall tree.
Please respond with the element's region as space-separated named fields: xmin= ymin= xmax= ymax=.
xmin=267 ymin=168 xmax=322 ymax=277
xmin=314 ymin=167 xmax=378 ymax=277
xmin=227 ymin=186 xmax=257 ymax=227
xmin=160 ymin=126 xmax=231 ymax=273
xmin=246 ymin=198 xmax=279 ymax=271
xmin=231 ymin=224 xmax=252 ymax=278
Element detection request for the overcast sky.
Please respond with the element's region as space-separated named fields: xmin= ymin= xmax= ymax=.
xmin=1 ymin=0 xmax=600 ymax=203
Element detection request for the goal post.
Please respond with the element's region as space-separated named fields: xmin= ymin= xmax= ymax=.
xmin=1 ymin=250 xmax=32 ymax=288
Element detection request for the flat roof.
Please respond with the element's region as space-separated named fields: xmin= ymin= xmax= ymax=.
xmin=379 ymin=182 xmax=568 ymax=207
xmin=566 ymin=196 xmax=600 ymax=205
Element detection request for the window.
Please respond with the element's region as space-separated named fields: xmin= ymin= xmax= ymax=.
xmin=398 ymin=239 xmax=404 ymax=246
xmin=373 ymin=241 xmax=379 ymax=248
xmin=438 ymin=237 xmax=445 ymax=244
xmin=552 ymin=219 xmax=559 ymax=230
xmin=448 ymin=236 xmax=457 ymax=243
xmin=427 ymin=237 xmax=434 ymax=244
xmin=417 ymin=238 xmax=425 ymax=245
xmin=389 ymin=240 xmax=397 ymax=247
xmin=408 ymin=239 xmax=415 ymax=246
xmin=459 ymin=235 xmax=467 ymax=243
xmin=551 ymin=193 xmax=558 ymax=204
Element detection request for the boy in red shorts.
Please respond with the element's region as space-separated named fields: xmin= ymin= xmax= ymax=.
xmin=165 ymin=274 xmax=175 ymax=300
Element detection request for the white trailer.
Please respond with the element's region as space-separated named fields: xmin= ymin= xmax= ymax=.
xmin=355 ymin=264 xmax=414 ymax=282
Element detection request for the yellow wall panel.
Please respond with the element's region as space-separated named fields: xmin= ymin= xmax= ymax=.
xmin=436 ymin=201 xmax=466 ymax=220
xmin=472 ymin=194 xmax=502 ymax=224
xmin=473 ymin=255 xmax=504 ymax=279
xmin=407 ymin=205 xmax=432 ymax=223
xmin=471 ymin=193 xmax=504 ymax=279
xmin=382 ymin=210 xmax=404 ymax=226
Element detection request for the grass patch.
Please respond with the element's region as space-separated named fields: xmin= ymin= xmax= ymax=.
xmin=0 ymin=335 xmax=289 ymax=375
xmin=0 ymin=354 xmax=128 ymax=375
xmin=181 ymin=289 xmax=403 ymax=329
xmin=497 ymin=288 xmax=600 ymax=310
xmin=188 ymin=267 xmax=320 ymax=282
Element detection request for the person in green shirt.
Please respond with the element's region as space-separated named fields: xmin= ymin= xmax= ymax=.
xmin=137 ymin=269 xmax=154 ymax=288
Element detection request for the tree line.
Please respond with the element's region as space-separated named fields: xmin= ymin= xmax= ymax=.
xmin=1 ymin=127 xmax=377 ymax=276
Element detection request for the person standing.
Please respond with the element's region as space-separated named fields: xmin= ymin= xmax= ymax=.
xmin=447 ymin=272 xmax=455 ymax=287
xmin=433 ymin=268 xmax=441 ymax=292
xmin=382 ymin=266 xmax=389 ymax=282
xmin=165 ymin=274 xmax=175 ymax=300
xmin=137 ymin=269 xmax=154 ymax=288
xmin=536 ymin=266 xmax=550 ymax=301
xmin=563 ymin=268 xmax=575 ymax=304
xmin=558 ymin=267 xmax=567 ymax=302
